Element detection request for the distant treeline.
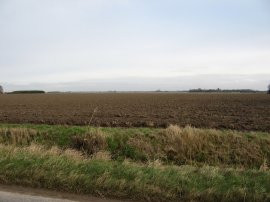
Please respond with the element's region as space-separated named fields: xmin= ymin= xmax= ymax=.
xmin=189 ymin=88 xmax=259 ymax=93
xmin=7 ymin=90 xmax=46 ymax=94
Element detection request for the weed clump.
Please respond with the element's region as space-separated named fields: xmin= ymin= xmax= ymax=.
xmin=71 ymin=129 xmax=107 ymax=155
xmin=106 ymin=133 xmax=148 ymax=161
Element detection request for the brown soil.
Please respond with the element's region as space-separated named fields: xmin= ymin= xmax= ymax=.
xmin=0 ymin=93 xmax=269 ymax=131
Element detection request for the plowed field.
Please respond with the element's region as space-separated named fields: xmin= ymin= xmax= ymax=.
xmin=0 ymin=93 xmax=269 ymax=131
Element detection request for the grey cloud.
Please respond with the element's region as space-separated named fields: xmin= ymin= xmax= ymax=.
xmin=2 ymin=74 xmax=269 ymax=92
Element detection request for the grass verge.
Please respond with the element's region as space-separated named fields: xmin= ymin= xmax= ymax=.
xmin=0 ymin=144 xmax=269 ymax=202
xmin=0 ymin=124 xmax=269 ymax=201
xmin=0 ymin=124 xmax=269 ymax=169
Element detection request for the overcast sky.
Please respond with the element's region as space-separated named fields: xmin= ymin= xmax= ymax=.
xmin=0 ymin=0 xmax=269 ymax=91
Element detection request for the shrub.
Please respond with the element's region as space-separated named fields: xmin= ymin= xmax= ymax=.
xmin=0 ymin=85 xmax=3 ymax=94
xmin=71 ymin=129 xmax=107 ymax=155
xmin=9 ymin=90 xmax=45 ymax=94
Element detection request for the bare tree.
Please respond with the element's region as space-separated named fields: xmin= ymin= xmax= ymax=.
xmin=0 ymin=85 xmax=3 ymax=94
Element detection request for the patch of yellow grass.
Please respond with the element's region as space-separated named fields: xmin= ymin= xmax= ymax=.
xmin=160 ymin=125 xmax=269 ymax=168
xmin=0 ymin=128 xmax=40 ymax=145
xmin=91 ymin=151 xmax=111 ymax=161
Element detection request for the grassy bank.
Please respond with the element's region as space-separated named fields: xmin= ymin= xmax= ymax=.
xmin=0 ymin=124 xmax=269 ymax=169
xmin=0 ymin=124 xmax=269 ymax=201
xmin=0 ymin=144 xmax=269 ymax=202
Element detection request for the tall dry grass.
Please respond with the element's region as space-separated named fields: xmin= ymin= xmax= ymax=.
xmin=164 ymin=125 xmax=270 ymax=168
xmin=0 ymin=128 xmax=39 ymax=145
xmin=127 ymin=125 xmax=270 ymax=168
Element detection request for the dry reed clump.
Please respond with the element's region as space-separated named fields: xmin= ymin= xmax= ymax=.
xmin=91 ymin=151 xmax=112 ymax=161
xmin=147 ymin=159 xmax=164 ymax=168
xmin=26 ymin=143 xmax=46 ymax=154
xmin=157 ymin=125 xmax=270 ymax=168
xmin=71 ymin=129 xmax=107 ymax=155
xmin=260 ymin=159 xmax=269 ymax=171
xmin=0 ymin=128 xmax=40 ymax=145
xmin=127 ymin=135 xmax=156 ymax=158
xmin=30 ymin=144 xmax=84 ymax=161
xmin=6 ymin=143 xmax=84 ymax=162
xmin=63 ymin=148 xmax=84 ymax=161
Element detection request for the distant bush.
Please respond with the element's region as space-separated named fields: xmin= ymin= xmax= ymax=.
xmin=0 ymin=85 xmax=3 ymax=94
xmin=189 ymin=88 xmax=257 ymax=93
xmin=9 ymin=90 xmax=46 ymax=94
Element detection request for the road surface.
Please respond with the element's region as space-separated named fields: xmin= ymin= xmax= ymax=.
xmin=0 ymin=191 xmax=75 ymax=202
xmin=0 ymin=185 xmax=129 ymax=202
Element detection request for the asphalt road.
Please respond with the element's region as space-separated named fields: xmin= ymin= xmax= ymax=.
xmin=0 ymin=185 xmax=129 ymax=202
xmin=0 ymin=191 xmax=76 ymax=202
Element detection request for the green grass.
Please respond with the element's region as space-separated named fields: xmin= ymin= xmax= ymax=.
xmin=0 ymin=124 xmax=158 ymax=147
xmin=0 ymin=124 xmax=270 ymax=201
